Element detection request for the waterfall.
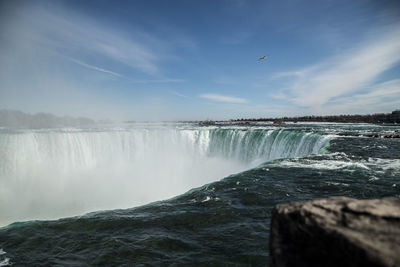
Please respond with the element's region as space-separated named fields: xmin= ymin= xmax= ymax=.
xmin=0 ymin=126 xmax=330 ymax=225
xmin=204 ymin=128 xmax=330 ymax=163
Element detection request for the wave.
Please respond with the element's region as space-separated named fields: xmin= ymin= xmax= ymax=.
xmin=0 ymin=127 xmax=330 ymax=225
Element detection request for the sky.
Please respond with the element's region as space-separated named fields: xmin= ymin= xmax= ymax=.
xmin=0 ymin=0 xmax=399 ymax=121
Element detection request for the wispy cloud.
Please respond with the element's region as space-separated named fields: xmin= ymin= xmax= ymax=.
xmin=322 ymin=79 xmax=400 ymax=114
xmin=170 ymin=91 xmax=191 ymax=98
xmin=131 ymin=78 xmax=185 ymax=84
xmin=200 ymin=93 xmax=248 ymax=103
xmin=69 ymin=58 xmax=121 ymax=77
xmin=24 ymin=7 xmax=162 ymax=75
xmin=69 ymin=58 xmax=184 ymax=83
xmin=274 ymin=25 xmax=400 ymax=109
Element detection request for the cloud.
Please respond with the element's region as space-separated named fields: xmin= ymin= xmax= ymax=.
xmin=0 ymin=3 xmax=193 ymax=121
xmin=69 ymin=57 xmax=184 ymax=82
xmin=19 ymin=6 xmax=161 ymax=75
xmin=200 ymin=93 xmax=248 ymax=103
xmin=275 ymin=25 xmax=400 ymax=108
xmin=170 ymin=91 xmax=190 ymax=98
xmin=131 ymin=78 xmax=185 ymax=84
xmin=322 ymin=79 xmax=400 ymax=114
xmin=69 ymin=58 xmax=122 ymax=77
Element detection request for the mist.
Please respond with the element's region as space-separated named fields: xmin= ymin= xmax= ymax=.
xmin=0 ymin=123 xmax=330 ymax=226
xmin=0 ymin=127 xmax=248 ymax=226
xmin=0 ymin=110 xmax=97 ymax=129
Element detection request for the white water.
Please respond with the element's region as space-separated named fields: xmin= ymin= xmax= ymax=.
xmin=0 ymin=258 xmax=9 ymax=267
xmin=0 ymin=249 xmax=9 ymax=267
xmin=271 ymin=152 xmax=400 ymax=174
xmin=0 ymin=126 xmax=330 ymax=226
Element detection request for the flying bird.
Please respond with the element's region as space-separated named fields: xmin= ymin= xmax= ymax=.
xmin=258 ymin=55 xmax=267 ymax=62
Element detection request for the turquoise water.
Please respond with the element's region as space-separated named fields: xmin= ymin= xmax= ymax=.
xmin=0 ymin=123 xmax=399 ymax=266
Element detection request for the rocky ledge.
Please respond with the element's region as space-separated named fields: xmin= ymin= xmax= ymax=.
xmin=270 ymin=197 xmax=400 ymax=267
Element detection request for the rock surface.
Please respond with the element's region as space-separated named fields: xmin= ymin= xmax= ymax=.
xmin=269 ymin=197 xmax=400 ymax=267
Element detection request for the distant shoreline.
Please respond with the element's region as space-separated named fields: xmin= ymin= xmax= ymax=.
xmin=198 ymin=109 xmax=400 ymax=126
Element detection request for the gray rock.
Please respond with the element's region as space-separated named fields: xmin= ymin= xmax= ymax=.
xmin=269 ymin=197 xmax=400 ymax=267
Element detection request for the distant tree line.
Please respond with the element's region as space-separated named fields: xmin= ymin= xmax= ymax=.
xmin=232 ymin=110 xmax=400 ymax=124
xmin=0 ymin=110 xmax=96 ymax=128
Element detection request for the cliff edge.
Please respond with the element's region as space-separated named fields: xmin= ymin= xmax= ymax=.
xmin=270 ymin=197 xmax=400 ymax=267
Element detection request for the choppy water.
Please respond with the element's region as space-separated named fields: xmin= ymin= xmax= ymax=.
xmin=0 ymin=122 xmax=399 ymax=266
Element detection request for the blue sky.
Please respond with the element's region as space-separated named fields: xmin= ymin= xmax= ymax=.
xmin=0 ymin=0 xmax=399 ymax=120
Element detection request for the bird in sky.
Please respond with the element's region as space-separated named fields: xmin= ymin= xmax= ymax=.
xmin=258 ymin=55 xmax=267 ymax=62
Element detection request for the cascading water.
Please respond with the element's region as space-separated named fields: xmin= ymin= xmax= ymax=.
xmin=205 ymin=128 xmax=330 ymax=163
xmin=0 ymin=125 xmax=331 ymax=226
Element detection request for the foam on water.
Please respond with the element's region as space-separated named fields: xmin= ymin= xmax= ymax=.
xmin=366 ymin=158 xmax=400 ymax=171
xmin=0 ymin=249 xmax=10 ymax=267
xmin=0 ymin=259 xmax=10 ymax=267
xmin=276 ymin=160 xmax=370 ymax=170
xmin=269 ymin=151 xmax=400 ymax=180
xmin=201 ymin=196 xmax=211 ymax=202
